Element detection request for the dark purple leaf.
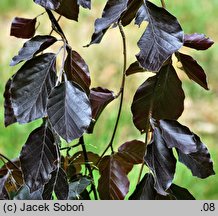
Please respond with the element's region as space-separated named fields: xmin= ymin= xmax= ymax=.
xmin=184 ymin=33 xmax=214 ymax=50
xmin=144 ymin=128 xmax=176 ymax=195
xmin=47 ymin=81 xmax=91 ymax=143
xmin=4 ymin=77 xmax=17 ymax=127
xmin=159 ymin=120 xmax=215 ymax=178
xmin=118 ymin=140 xmax=145 ymax=164
xmin=126 ymin=61 xmax=146 ymax=76
xmin=136 ymin=1 xmax=183 ymax=71
xmin=64 ymin=49 xmax=91 ymax=94
xmin=0 ymin=175 xmax=9 ymax=200
xmin=20 ymin=125 xmax=58 ymax=192
xmin=87 ymin=87 xmax=115 ymax=133
xmin=34 ymin=0 xmax=60 ymax=10
xmin=68 ymin=176 xmax=91 ymax=200
xmin=129 ymin=173 xmax=157 ymax=200
xmin=10 ymin=17 xmax=36 ymax=39
xmin=10 ymin=35 xmax=57 ymax=66
xmin=135 ymin=4 xmax=147 ymax=26
xmin=88 ymin=0 xmax=128 ymax=46
xmin=55 ymin=0 xmax=79 ymax=21
xmin=77 ymin=0 xmax=91 ymax=9
xmin=177 ymin=139 xmax=215 ymax=179
xmin=131 ymin=64 xmax=185 ymax=132
xmin=176 ymin=52 xmax=209 ymax=90
xmin=169 ymin=184 xmax=195 ymax=200
xmin=120 ymin=0 xmax=143 ymax=26
xmin=43 ymin=168 xmax=69 ymax=200
xmin=14 ymin=185 xmax=42 ymax=200
xmin=11 ymin=53 xmax=57 ymax=124
xmin=159 ymin=120 xmax=203 ymax=154
xmin=98 ymin=155 xmax=130 ymax=200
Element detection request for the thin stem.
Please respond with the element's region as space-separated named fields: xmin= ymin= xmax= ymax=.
xmin=96 ymin=22 xmax=127 ymax=165
xmin=160 ymin=0 xmax=166 ymax=8
xmin=0 ymin=153 xmax=20 ymax=170
xmin=60 ymin=142 xmax=80 ymax=151
xmin=49 ymin=15 xmax=62 ymax=36
xmin=79 ymin=136 xmax=98 ymax=200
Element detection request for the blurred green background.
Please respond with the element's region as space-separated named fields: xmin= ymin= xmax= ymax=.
xmin=0 ymin=0 xmax=218 ymax=199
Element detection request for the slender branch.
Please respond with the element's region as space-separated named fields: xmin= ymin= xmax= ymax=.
xmin=79 ymin=136 xmax=98 ymax=200
xmin=60 ymin=142 xmax=80 ymax=151
xmin=160 ymin=0 xmax=166 ymax=8
xmin=96 ymin=22 xmax=127 ymax=165
xmin=0 ymin=153 xmax=20 ymax=170
xmin=49 ymin=15 xmax=62 ymax=36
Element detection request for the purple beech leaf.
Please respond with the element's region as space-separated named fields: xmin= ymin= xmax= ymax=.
xmin=118 ymin=140 xmax=145 ymax=164
xmin=144 ymin=128 xmax=176 ymax=195
xmin=98 ymin=155 xmax=130 ymax=200
xmin=0 ymin=174 xmax=9 ymax=200
xmin=10 ymin=17 xmax=36 ymax=39
xmin=168 ymin=184 xmax=195 ymax=200
xmin=43 ymin=168 xmax=69 ymax=200
xmin=20 ymin=125 xmax=58 ymax=193
xmin=88 ymin=0 xmax=128 ymax=46
xmin=68 ymin=176 xmax=92 ymax=200
xmin=77 ymin=0 xmax=91 ymax=9
xmin=184 ymin=33 xmax=214 ymax=50
xmin=158 ymin=120 xmax=215 ymax=178
xmin=33 ymin=0 xmax=60 ymax=10
xmin=0 ymin=159 xmax=23 ymax=194
xmin=120 ymin=0 xmax=143 ymax=26
xmin=72 ymin=151 xmax=100 ymax=166
xmin=10 ymin=35 xmax=57 ymax=66
xmin=47 ymin=81 xmax=91 ymax=143
xmin=126 ymin=61 xmax=146 ymax=76
xmin=64 ymin=49 xmax=91 ymax=95
xmin=88 ymin=87 xmax=115 ymax=133
xmin=129 ymin=173 xmax=156 ymax=200
xmin=131 ymin=64 xmax=185 ymax=132
xmin=55 ymin=0 xmax=79 ymax=20
xmin=176 ymin=52 xmax=209 ymax=90
xmin=11 ymin=53 xmax=57 ymax=124
xmin=159 ymin=120 xmax=203 ymax=154
xmin=14 ymin=185 xmax=43 ymax=200
xmin=136 ymin=1 xmax=183 ymax=71
xmin=135 ymin=4 xmax=148 ymax=27
xmin=4 ymin=77 xmax=17 ymax=127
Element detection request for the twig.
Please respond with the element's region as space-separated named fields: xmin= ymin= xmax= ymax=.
xmin=96 ymin=22 xmax=127 ymax=165
xmin=79 ymin=136 xmax=98 ymax=200
xmin=160 ymin=0 xmax=166 ymax=8
xmin=0 ymin=153 xmax=20 ymax=170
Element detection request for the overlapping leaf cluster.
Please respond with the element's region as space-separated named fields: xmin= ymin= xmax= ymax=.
xmin=0 ymin=0 xmax=215 ymax=200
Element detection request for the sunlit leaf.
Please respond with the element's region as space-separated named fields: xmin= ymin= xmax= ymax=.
xmin=4 ymin=77 xmax=17 ymax=127
xmin=20 ymin=125 xmax=58 ymax=192
xmin=11 ymin=53 xmax=57 ymax=124
xmin=10 ymin=35 xmax=57 ymax=66
xmin=136 ymin=1 xmax=183 ymax=71
xmin=55 ymin=0 xmax=79 ymax=20
xmin=134 ymin=4 xmax=147 ymax=27
xmin=43 ymin=168 xmax=69 ymax=200
xmin=131 ymin=64 xmax=185 ymax=132
xmin=98 ymin=155 xmax=130 ymax=200
xmin=88 ymin=87 xmax=115 ymax=133
xmin=144 ymin=128 xmax=176 ymax=195
xmin=68 ymin=176 xmax=91 ymax=199
xmin=34 ymin=0 xmax=60 ymax=10
xmin=126 ymin=61 xmax=146 ymax=76
xmin=176 ymin=52 xmax=209 ymax=90
xmin=47 ymin=81 xmax=91 ymax=143
xmin=64 ymin=49 xmax=91 ymax=94
xmin=184 ymin=33 xmax=214 ymax=50
xmin=121 ymin=0 xmax=143 ymax=26
xmin=118 ymin=140 xmax=145 ymax=164
xmin=10 ymin=17 xmax=36 ymax=39
xmin=13 ymin=185 xmax=42 ymax=200
xmin=88 ymin=0 xmax=128 ymax=45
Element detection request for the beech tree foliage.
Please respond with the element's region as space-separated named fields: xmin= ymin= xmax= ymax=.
xmin=0 ymin=0 xmax=215 ymax=200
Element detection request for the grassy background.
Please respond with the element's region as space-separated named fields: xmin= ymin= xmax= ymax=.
xmin=0 ymin=0 xmax=218 ymax=199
